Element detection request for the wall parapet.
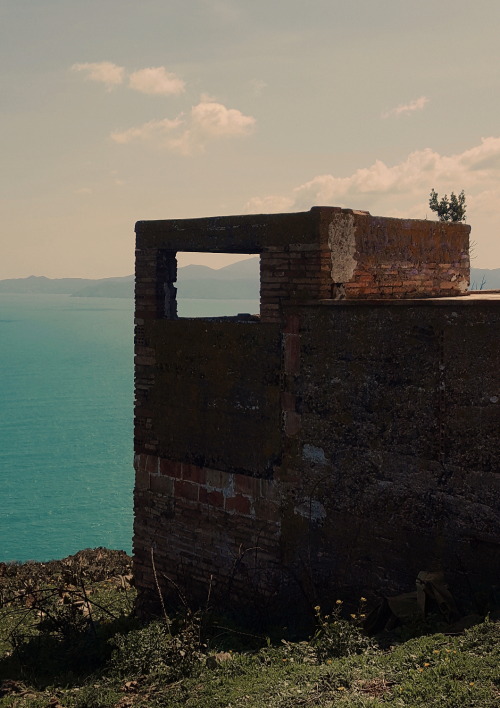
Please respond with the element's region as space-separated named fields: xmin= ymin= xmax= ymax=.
xmin=135 ymin=207 xmax=470 ymax=325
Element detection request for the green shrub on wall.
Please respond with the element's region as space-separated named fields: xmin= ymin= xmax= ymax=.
xmin=429 ymin=189 xmax=467 ymax=222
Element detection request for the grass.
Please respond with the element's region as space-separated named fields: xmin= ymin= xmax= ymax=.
xmin=0 ymin=550 xmax=498 ymax=707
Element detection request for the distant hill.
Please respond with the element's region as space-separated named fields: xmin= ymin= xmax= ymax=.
xmin=470 ymin=268 xmax=500 ymax=290
xmin=0 ymin=259 xmax=260 ymax=300
xmin=72 ymin=276 xmax=135 ymax=298
xmin=179 ymin=258 xmax=260 ymax=281
xmin=0 ymin=275 xmax=104 ymax=294
xmin=1 ymin=261 xmax=497 ymax=299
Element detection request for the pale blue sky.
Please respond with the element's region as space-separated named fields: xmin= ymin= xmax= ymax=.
xmin=2 ymin=0 xmax=500 ymax=277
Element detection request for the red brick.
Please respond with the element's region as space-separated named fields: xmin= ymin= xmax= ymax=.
xmin=175 ymin=480 xmax=199 ymax=502
xmin=134 ymin=285 xmax=156 ymax=296
xmin=261 ymin=282 xmax=287 ymax=290
xmin=290 ymin=243 xmax=319 ymax=252
xmin=150 ymin=474 xmax=174 ymax=496
xmin=261 ymin=313 xmax=280 ymax=323
xmin=199 ymin=488 xmax=224 ymax=507
xmin=134 ymin=407 xmax=154 ymax=418
xmin=261 ymin=275 xmax=287 ymax=283
xmin=252 ymin=499 xmax=280 ymax=523
xmin=234 ymin=473 xmax=259 ymax=497
xmin=134 ymin=453 xmax=146 ymax=471
xmin=281 ymin=391 xmax=296 ymax=411
xmin=146 ymin=455 xmax=159 ymax=474
xmin=182 ymin=464 xmax=207 ymax=485
xmin=225 ymin=494 xmax=252 ymax=515
xmin=135 ymin=346 xmax=156 ymax=357
xmin=135 ymin=468 xmax=150 ymax=491
xmin=284 ymin=411 xmax=301 ymax=437
xmin=206 ymin=468 xmax=229 ymax=489
xmin=160 ymin=458 xmax=182 ymax=478
xmin=260 ymin=479 xmax=281 ymax=503
xmin=262 ymin=288 xmax=288 ymax=296
xmin=260 ymin=257 xmax=287 ymax=266
xmin=284 ymin=335 xmax=300 ymax=374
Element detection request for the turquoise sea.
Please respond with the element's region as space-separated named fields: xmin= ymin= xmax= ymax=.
xmin=0 ymin=294 xmax=258 ymax=562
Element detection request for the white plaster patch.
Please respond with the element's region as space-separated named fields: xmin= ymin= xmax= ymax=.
xmin=328 ymin=213 xmax=357 ymax=283
xmin=302 ymin=444 xmax=328 ymax=465
xmin=222 ymin=474 xmax=235 ymax=498
xmin=294 ymin=499 xmax=327 ymax=522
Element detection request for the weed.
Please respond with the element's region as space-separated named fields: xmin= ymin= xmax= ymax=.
xmin=109 ymin=612 xmax=206 ymax=680
xmin=459 ymin=615 xmax=500 ymax=656
xmin=1 ymin=553 xmax=499 ymax=707
xmin=311 ymin=600 xmax=375 ymax=661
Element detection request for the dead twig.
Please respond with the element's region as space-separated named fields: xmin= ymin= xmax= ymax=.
xmin=150 ymin=548 xmax=171 ymax=631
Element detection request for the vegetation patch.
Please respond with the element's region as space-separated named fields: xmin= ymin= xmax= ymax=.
xmin=1 ymin=550 xmax=498 ymax=707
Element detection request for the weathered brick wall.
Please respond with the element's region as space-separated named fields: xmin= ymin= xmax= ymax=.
xmin=134 ymin=455 xmax=282 ymax=613
xmin=330 ymin=211 xmax=471 ymax=299
xmin=133 ymin=298 xmax=499 ymax=616
xmin=260 ymin=246 xmax=332 ymax=322
xmin=282 ymin=298 xmax=499 ymax=604
xmin=259 ymin=209 xmax=470 ymax=321
xmin=133 ymin=207 xmax=498 ymax=619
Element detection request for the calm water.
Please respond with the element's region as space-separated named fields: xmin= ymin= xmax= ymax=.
xmin=0 ymin=294 xmax=258 ymax=562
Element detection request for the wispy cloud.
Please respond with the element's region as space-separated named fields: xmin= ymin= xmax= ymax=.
xmin=245 ymin=195 xmax=294 ymax=213
xmin=245 ymin=137 xmax=500 ymax=217
xmin=382 ymin=95 xmax=429 ymax=118
xmin=71 ymin=62 xmax=125 ymax=89
xmin=128 ymin=67 xmax=186 ymax=95
xmin=111 ymin=98 xmax=255 ymax=155
xmin=72 ymin=62 xmax=185 ymax=95
xmin=111 ymin=117 xmax=184 ymax=145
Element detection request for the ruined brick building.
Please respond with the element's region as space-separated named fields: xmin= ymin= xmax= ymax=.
xmin=133 ymin=207 xmax=499 ymax=616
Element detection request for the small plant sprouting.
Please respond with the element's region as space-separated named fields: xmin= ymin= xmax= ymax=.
xmin=429 ymin=188 xmax=467 ymax=222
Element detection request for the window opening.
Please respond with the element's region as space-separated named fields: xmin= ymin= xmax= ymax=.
xmin=173 ymin=253 xmax=260 ymax=319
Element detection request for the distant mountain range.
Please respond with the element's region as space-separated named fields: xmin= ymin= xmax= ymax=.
xmin=0 ymin=258 xmax=260 ymax=300
xmin=0 ymin=259 xmax=498 ymax=299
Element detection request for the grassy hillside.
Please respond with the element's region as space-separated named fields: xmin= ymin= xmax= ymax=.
xmin=0 ymin=549 xmax=498 ymax=707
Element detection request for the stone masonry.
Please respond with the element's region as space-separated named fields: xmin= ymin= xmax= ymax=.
xmin=133 ymin=207 xmax=499 ymax=619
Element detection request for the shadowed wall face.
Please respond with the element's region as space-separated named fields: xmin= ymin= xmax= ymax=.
xmin=139 ymin=319 xmax=282 ymax=475
xmin=133 ymin=208 xmax=499 ymax=618
xmin=285 ymin=300 xmax=499 ymax=600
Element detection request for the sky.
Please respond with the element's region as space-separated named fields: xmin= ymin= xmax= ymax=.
xmin=2 ymin=0 xmax=500 ymax=278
